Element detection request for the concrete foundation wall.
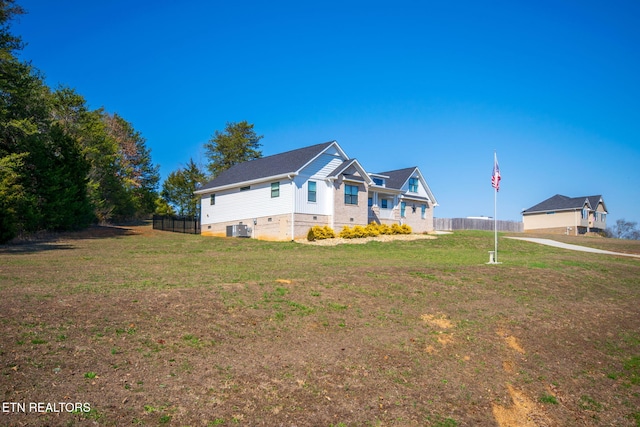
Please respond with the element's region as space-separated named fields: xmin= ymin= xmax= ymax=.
xmin=201 ymin=213 xmax=332 ymax=241
xmin=524 ymin=226 xmax=577 ymax=235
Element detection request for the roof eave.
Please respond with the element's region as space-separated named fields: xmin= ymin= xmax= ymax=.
xmin=330 ymin=158 xmax=374 ymax=185
xmin=522 ymin=207 xmax=581 ymax=215
xmin=369 ymin=185 xmax=403 ymax=194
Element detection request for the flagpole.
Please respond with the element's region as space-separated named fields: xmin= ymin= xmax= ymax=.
xmin=494 ymin=161 xmax=498 ymax=262
xmin=490 ymin=150 xmax=501 ymax=264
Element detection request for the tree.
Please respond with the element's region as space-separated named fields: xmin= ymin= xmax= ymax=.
xmin=0 ymin=1 xmax=158 ymax=240
xmin=161 ymin=159 xmax=206 ymax=217
xmin=1 ymin=2 xmax=93 ymax=240
xmin=0 ymin=152 xmax=26 ymax=242
xmin=203 ymin=121 xmax=262 ymax=178
xmin=606 ymin=219 xmax=640 ymax=240
xmin=103 ymin=112 xmax=160 ymax=218
xmin=0 ymin=0 xmax=24 ymax=60
xmin=154 ymin=197 xmax=175 ymax=216
xmin=37 ymin=124 xmax=93 ymax=230
xmin=50 ymin=88 xmax=160 ymax=222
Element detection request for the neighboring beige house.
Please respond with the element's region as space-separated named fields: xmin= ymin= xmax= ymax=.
xmin=522 ymin=194 xmax=608 ymax=235
xmin=194 ymin=141 xmax=438 ymax=240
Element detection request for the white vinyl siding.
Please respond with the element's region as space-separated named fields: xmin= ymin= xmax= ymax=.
xmin=201 ymin=180 xmax=293 ymax=224
xmin=302 ymin=152 xmax=345 ymax=178
xmin=293 ymin=152 xmax=347 ymax=215
xmin=293 ymin=176 xmax=333 ymax=215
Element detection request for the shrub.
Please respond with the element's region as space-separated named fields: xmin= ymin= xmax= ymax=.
xmin=391 ymin=223 xmax=403 ymax=234
xmin=322 ymin=225 xmax=336 ymax=239
xmin=338 ymin=222 xmax=413 ymax=239
xmin=307 ymin=225 xmax=335 ymax=241
xmin=351 ymin=225 xmax=367 ymax=238
xmin=339 ymin=225 xmax=353 ymax=239
xmin=365 ymin=222 xmax=380 ymax=237
xmin=378 ymin=223 xmax=392 ymax=235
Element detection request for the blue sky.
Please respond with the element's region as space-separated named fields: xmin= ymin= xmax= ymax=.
xmin=13 ymin=0 xmax=640 ymax=222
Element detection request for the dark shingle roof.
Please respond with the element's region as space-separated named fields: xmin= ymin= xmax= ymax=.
xmin=375 ymin=167 xmax=417 ymax=190
xmin=523 ymin=194 xmax=603 ymax=213
xmin=198 ymin=141 xmax=335 ymax=191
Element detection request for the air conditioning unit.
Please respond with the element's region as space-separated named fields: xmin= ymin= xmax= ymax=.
xmin=226 ymin=224 xmax=250 ymax=238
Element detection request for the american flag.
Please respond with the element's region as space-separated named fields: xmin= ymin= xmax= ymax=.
xmin=491 ymin=153 xmax=501 ymax=191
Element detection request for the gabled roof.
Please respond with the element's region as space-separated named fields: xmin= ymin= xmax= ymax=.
xmin=375 ymin=166 xmax=439 ymax=206
xmin=328 ymin=158 xmax=373 ymax=184
xmin=196 ymin=141 xmax=338 ymax=193
xmin=376 ymin=167 xmax=417 ymax=190
xmin=523 ymin=194 xmax=606 ymax=214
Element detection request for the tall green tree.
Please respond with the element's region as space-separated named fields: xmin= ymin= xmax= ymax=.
xmin=49 ymin=88 xmax=121 ymax=223
xmin=1 ymin=2 xmax=92 ymax=240
xmin=0 ymin=152 xmax=26 ymax=242
xmin=50 ymin=88 xmax=159 ymax=222
xmin=203 ymin=121 xmax=263 ymax=178
xmin=38 ymin=124 xmax=93 ymax=229
xmin=0 ymin=0 xmax=24 ymax=60
xmin=161 ymin=159 xmax=206 ymax=217
xmin=1 ymin=1 xmax=158 ymax=241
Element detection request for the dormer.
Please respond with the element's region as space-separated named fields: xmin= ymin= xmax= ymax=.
xmin=370 ymin=173 xmax=389 ymax=188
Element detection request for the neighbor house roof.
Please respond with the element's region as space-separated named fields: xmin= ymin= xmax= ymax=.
xmin=195 ymin=141 xmax=337 ymax=193
xmin=523 ymin=194 xmax=606 ymax=214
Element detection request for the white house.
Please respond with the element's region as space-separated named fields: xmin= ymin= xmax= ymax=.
xmin=194 ymin=141 xmax=438 ymax=240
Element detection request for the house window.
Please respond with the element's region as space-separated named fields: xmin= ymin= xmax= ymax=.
xmin=400 ymin=202 xmax=406 ymax=217
xmin=344 ymin=184 xmax=358 ymax=205
xmin=547 ymin=211 xmax=555 ymax=214
xmin=381 ymin=199 xmax=388 ymax=209
xmin=421 ymin=204 xmax=427 ymax=219
xmin=582 ymin=208 xmax=588 ymax=219
xmin=409 ymin=178 xmax=418 ymax=192
xmin=368 ymin=197 xmax=372 ymax=207
xmin=210 ymin=194 xmax=215 ymax=205
xmin=271 ymin=182 xmax=280 ymax=198
xmin=373 ymin=178 xmax=384 ymax=186
xmin=240 ymin=186 xmax=250 ymax=192
xmin=308 ymin=181 xmax=316 ymax=202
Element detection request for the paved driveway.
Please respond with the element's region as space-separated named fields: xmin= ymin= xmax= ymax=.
xmin=505 ymin=237 xmax=640 ymax=259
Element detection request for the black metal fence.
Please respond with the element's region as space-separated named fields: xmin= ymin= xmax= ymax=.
xmin=152 ymin=215 xmax=201 ymax=234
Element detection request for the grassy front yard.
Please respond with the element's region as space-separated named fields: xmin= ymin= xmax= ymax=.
xmin=1 ymin=225 xmax=639 ymax=426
